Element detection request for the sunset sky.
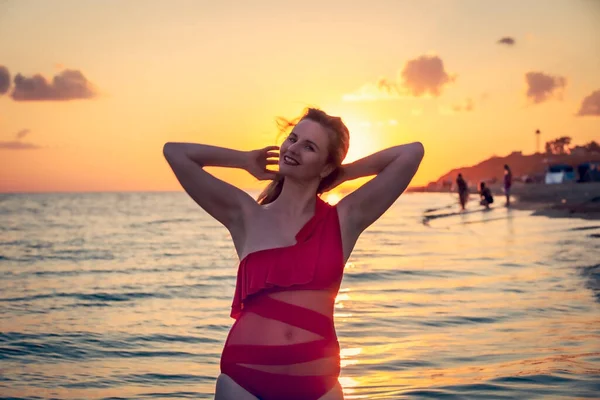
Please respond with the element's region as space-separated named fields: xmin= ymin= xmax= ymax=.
xmin=1 ymin=0 xmax=599 ymax=193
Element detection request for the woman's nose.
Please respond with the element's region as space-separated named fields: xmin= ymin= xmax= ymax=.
xmin=288 ymin=143 xmax=301 ymax=154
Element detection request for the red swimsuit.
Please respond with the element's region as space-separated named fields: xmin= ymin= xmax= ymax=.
xmin=220 ymin=196 xmax=345 ymax=400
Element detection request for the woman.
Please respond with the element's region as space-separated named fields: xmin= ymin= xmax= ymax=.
xmin=503 ymin=164 xmax=512 ymax=207
xmin=163 ymin=108 xmax=424 ymax=400
xmin=456 ymin=173 xmax=469 ymax=211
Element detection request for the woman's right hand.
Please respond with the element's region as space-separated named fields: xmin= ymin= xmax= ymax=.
xmin=246 ymin=146 xmax=280 ymax=180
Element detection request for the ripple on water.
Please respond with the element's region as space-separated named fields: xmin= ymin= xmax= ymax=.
xmin=1 ymin=192 xmax=599 ymax=399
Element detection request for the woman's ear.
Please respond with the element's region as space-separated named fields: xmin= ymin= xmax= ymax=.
xmin=320 ymin=164 xmax=335 ymax=179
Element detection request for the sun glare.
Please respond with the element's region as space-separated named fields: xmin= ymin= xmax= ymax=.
xmin=342 ymin=120 xmax=382 ymax=164
xmin=325 ymin=192 xmax=342 ymax=205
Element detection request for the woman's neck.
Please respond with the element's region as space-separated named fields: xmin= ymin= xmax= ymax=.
xmin=268 ymin=178 xmax=319 ymax=217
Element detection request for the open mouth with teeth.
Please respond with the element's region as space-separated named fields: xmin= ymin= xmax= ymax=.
xmin=282 ymin=155 xmax=300 ymax=166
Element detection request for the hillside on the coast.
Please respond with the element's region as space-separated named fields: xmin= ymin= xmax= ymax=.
xmin=438 ymin=152 xmax=599 ymax=184
xmin=413 ymin=141 xmax=600 ymax=191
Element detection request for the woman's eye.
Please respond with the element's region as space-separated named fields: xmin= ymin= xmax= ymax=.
xmin=287 ymin=136 xmax=313 ymax=151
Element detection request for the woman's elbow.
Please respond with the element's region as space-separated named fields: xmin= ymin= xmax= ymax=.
xmin=163 ymin=142 xmax=180 ymax=159
xmin=413 ymin=142 xmax=425 ymax=158
xmin=408 ymin=142 xmax=425 ymax=162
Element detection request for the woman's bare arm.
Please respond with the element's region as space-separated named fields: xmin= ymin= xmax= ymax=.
xmin=337 ymin=142 xmax=424 ymax=235
xmin=163 ymin=143 xmax=278 ymax=232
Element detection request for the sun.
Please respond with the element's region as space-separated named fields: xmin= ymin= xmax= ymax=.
xmin=342 ymin=120 xmax=381 ymax=164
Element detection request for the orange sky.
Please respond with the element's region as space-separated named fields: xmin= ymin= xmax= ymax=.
xmin=1 ymin=0 xmax=599 ymax=193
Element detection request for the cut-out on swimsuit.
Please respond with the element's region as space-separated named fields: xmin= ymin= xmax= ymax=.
xmin=220 ymin=196 xmax=345 ymax=400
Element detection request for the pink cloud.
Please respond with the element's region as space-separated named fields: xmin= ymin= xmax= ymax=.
xmin=400 ymin=55 xmax=455 ymax=97
xmin=0 ymin=129 xmax=41 ymax=150
xmin=576 ymin=89 xmax=600 ymax=116
xmin=11 ymin=69 xmax=97 ymax=101
xmin=0 ymin=141 xmax=41 ymax=150
xmin=497 ymin=37 xmax=516 ymax=46
xmin=0 ymin=65 xmax=10 ymax=95
xmin=525 ymin=71 xmax=567 ymax=104
xmin=343 ymin=55 xmax=455 ymax=101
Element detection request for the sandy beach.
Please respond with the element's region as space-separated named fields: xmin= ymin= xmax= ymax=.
xmin=410 ymin=182 xmax=600 ymax=220
xmin=507 ymin=182 xmax=600 ymax=220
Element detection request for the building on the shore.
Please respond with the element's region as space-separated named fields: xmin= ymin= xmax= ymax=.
xmin=577 ymin=162 xmax=600 ymax=182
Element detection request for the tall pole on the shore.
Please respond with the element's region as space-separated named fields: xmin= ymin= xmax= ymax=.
xmin=536 ymin=129 xmax=541 ymax=154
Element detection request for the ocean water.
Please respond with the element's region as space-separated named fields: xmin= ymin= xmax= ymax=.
xmin=1 ymin=192 xmax=599 ymax=400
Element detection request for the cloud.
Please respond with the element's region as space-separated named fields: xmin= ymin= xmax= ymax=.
xmin=342 ymin=78 xmax=408 ymax=102
xmin=0 ymin=141 xmax=41 ymax=150
xmin=16 ymin=128 xmax=31 ymax=139
xmin=376 ymin=78 xmax=398 ymax=94
xmin=0 ymin=128 xmax=41 ymax=150
xmin=400 ymin=55 xmax=455 ymax=97
xmin=0 ymin=65 xmax=10 ymax=95
xmin=497 ymin=37 xmax=516 ymax=46
xmin=576 ymin=89 xmax=600 ymax=116
xmin=343 ymin=55 xmax=455 ymax=101
xmin=439 ymin=98 xmax=475 ymax=115
xmin=11 ymin=69 xmax=97 ymax=101
xmin=452 ymin=98 xmax=474 ymax=112
xmin=525 ymin=71 xmax=567 ymax=104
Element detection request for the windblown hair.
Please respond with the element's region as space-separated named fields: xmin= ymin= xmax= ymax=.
xmin=257 ymin=108 xmax=350 ymax=205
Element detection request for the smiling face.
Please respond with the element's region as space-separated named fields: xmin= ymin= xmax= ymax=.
xmin=278 ymin=119 xmax=334 ymax=182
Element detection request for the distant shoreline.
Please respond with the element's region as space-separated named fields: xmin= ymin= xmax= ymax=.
xmin=410 ymin=182 xmax=600 ymax=220
xmin=511 ymin=182 xmax=600 ymax=220
xmin=407 ymin=148 xmax=600 ymax=221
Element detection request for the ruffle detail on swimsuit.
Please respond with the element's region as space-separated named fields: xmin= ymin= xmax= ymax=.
xmin=230 ymin=197 xmax=341 ymax=319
